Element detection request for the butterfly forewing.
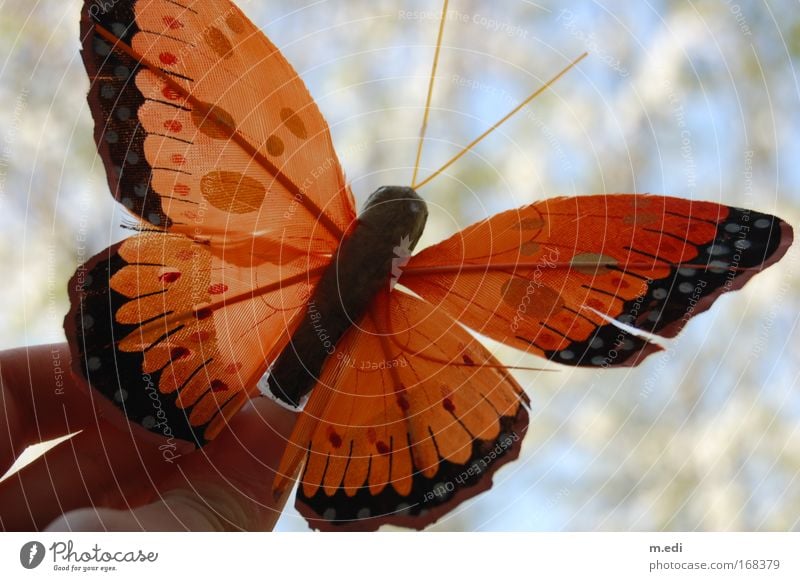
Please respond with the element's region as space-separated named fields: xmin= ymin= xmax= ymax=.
xmin=81 ymin=0 xmax=355 ymax=248
xmin=403 ymin=195 xmax=793 ymax=367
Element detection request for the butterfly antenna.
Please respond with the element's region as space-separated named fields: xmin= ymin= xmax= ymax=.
xmin=411 ymin=0 xmax=450 ymax=187
xmin=412 ymin=52 xmax=588 ymax=190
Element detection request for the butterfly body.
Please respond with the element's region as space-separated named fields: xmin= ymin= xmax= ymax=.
xmin=268 ymin=186 xmax=428 ymax=407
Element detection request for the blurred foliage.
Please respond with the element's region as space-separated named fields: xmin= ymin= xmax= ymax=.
xmin=0 ymin=0 xmax=798 ymax=531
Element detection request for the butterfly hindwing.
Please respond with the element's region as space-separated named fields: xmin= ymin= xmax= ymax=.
xmin=403 ymin=195 xmax=793 ymax=367
xmin=66 ymin=233 xmax=327 ymax=444
xmin=278 ymin=290 xmax=529 ymax=531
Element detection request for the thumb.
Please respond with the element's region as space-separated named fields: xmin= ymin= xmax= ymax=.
xmin=46 ymin=397 xmax=299 ymax=531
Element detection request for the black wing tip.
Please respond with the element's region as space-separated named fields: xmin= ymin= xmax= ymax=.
xmin=545 ymin=207 xmax=793 ymax=369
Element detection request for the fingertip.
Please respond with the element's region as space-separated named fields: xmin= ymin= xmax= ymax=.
xmin=45 ymin=497 xmax=216 ymax=532
xmin=160 ymin=396 xmax=299 ymax=528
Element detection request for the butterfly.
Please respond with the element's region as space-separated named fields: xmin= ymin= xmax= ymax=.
xmin=65 ymin=0 xmax=793 ymax=531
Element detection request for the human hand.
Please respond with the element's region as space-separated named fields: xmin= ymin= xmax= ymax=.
xmin=0 ymin=343 xmax=297 ymax=531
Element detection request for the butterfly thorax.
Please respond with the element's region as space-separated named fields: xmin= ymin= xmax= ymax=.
xmin=267 ymin=186 xmax=428 ymax=406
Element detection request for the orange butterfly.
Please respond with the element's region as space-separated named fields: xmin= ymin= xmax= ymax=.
xmin=66 ymin=0 xmax=793 ymax=531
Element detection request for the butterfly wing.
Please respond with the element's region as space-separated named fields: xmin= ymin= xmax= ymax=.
xmin=81 ymin=0 xmax=355 ymax=246
xmin=402 ymin=195 xmax=793 ymax=366
xmin=66 ymin=233 xmax=326 ymax=445
xmin=67 ymin=0 xmax=357 ymax=444
xmin=275 ymin=289 xmax=529 ymax=531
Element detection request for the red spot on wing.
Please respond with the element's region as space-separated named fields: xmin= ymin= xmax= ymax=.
xmin=328 ymin=431 xmax=343 ymax=449
xmin=159 ymin=271 xmax=181 ymax=283
xmin=162 ymin=86 xmax=181 ymax=100
xmin=171 ymin=154 xmax=186 ymax=165
xmin=170 ymin=346 xmax=190 ymax=361
xmin=159 ymin=52 xmax=178 ymax=65
xmin=163 ymin=16 xmax=184 ymax=30
xmin=375 ymin=441 xmax=390 ymax=455
xmin=443 ymin=397 xmax=456 ymax=413
xmin=163 ymin=120 xmax=183 ymax=133
xmin=210 ymin=379 xmax=228 ymax=393
xmin=174 ymin=184 xmax=190 ymax=196
xmin=462 ymin=354 xmax=475 ymax=366
xmin=208 ymin=283 xmax=228 ymax=295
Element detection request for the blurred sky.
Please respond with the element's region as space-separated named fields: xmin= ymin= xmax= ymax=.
xmin=0 ymin=0 xmax=798 ymax=531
